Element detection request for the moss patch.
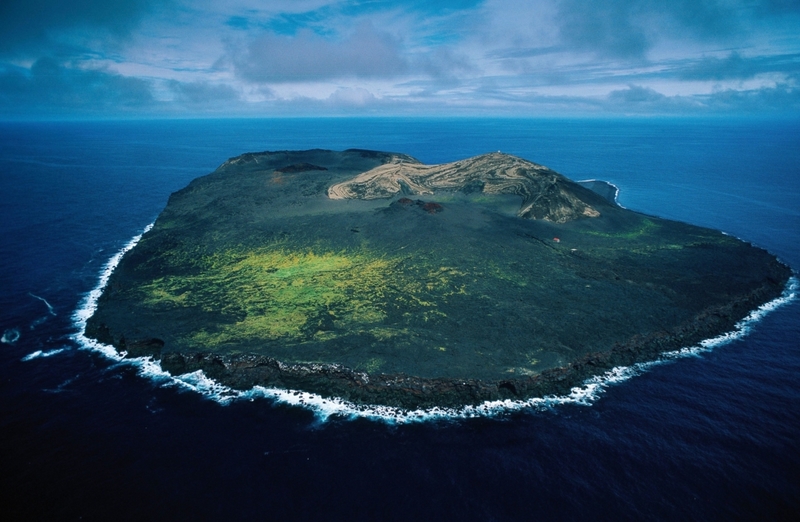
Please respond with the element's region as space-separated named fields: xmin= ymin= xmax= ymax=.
xmin=584 ymin=217 xmax=658 ymax=239
xmin=138 ymin=246 xmax=470 ymax=349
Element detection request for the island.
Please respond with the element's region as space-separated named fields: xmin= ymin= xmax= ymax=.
xmin=85 ymin=149 xmax=792 ymax=408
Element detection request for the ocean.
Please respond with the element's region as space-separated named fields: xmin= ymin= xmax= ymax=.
xmin=1 ymin=118 xmax=799 ymax=520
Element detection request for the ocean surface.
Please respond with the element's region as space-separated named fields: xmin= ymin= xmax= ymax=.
xmin=1 ymin=118 xmax=799 ymax=520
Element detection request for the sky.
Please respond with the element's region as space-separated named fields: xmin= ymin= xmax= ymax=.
xmin=1 ymin=0 xmax=799 ymax=118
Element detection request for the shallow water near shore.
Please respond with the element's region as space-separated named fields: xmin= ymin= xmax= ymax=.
xmin=2 ymin=118 xmax=800 ymax=519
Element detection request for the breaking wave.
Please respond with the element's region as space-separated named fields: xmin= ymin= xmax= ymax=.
xmin=72 ymin=222 xmax=154 ymax=353
xmin=72 ymin=226 xmax=798 ymax=424
xmin=2 ymin=328 xmax=21 ymax=344
xmin=576 ymin=179 xmax=624 ymax=208
xmin=22 ymin=348 xmax=66 ymax=361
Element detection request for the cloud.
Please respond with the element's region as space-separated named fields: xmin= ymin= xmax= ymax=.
xmin=550 ymin=0 xmax=800 ymax=60
xmin=678 ymin=52 xmax=759 ymax=81
xmin=233 ymin=22 xmax=409 ymax=82
xmin=677 ymin=52 xmax=800 ymax=81
xmin=260 ymin=0 xmax=485 ymax=34
xmin=607 ymin=84 xmax=666 ymax=103
xmin=168 ymin=80 xmax=240 ymax=105
xmin=603 ymin=82 xmax=800 ymax=114
xmin=554 ymin=0 xmax=738 ymax=59
xmin=555 ymin=1 xmax=651 ymax=59
xmin=0 ymin=0 xmax=169 ymax=57
xmin=0 ymin=59 xmax=248 ymax=117
xmin=0 ymin=57 xmax=154 ymax=115
xmin=225 ymin=16 xmax=251 ymax=31
xmin=326 ymin=86 xmax=377 ymax=106
xmin=651 ymin=0 xmax=743 ymax=41
xmin=704 ymin=81 xmax=800 ymax=111
xmin=756 ymin=0 xmax=800 ymax=15
xmin=2 ymin=0 xmax=799 ymax=118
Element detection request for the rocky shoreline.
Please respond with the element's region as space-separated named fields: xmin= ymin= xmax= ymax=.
xmin=94 ymin=269 xmax=790 ymax=410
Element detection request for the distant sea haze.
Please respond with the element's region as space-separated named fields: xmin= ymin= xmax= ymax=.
xmin=1 ymin=118 xmax=799 ymax=520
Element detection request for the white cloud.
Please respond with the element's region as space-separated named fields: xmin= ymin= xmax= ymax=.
xmin=327 ymin=86 xmax=377 ymax=106
xmin=232 ymin=22 xmax=409 ymax=82
xmin=0 ymin=0 xmax=799 ymax=116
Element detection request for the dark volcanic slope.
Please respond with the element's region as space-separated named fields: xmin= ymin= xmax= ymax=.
xmin=86 ymin=149 xmax=791 ymax=408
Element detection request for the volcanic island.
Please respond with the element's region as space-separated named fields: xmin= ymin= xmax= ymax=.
xmin=85 ymin=149 xmax=792 ymax=408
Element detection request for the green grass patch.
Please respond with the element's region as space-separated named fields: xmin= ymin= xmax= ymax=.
xmin=584 ymin=218 xmax=658 ymax=239
xmin=138 ymin=246 xmax=476 ymax=349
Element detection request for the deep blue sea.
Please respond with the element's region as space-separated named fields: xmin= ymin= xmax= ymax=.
xmin=1 ymin=118 xmax=799 ymax=520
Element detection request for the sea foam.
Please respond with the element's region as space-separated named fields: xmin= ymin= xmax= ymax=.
xmin=22 ymin=348 xmax=66 ymax=361
xmin=577 ymin=179 xmax=624 ymax=208
xmin=72 ymin=223 xmax=153 ymax=349
xmin=72 ymin=225 xmax=798 ymax=424
xmin=30 ymin=293 xmax=57 ymax=316
xmin=2 ymin=328 xmax=21 ymax=344
xmin=28 ymin=293 xmax=57 ymax=330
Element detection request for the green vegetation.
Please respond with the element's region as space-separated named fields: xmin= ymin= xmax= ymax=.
xmin=584 ymin=217 xmax=658 ymax=239
xmin=138 ymin=244 xmax=472 ymax=349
